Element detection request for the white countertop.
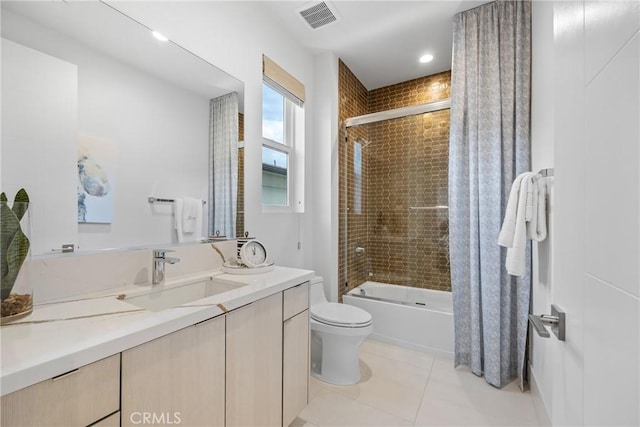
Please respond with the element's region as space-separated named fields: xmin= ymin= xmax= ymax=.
xmin=0 ymin=266 xmax=314 ymax=396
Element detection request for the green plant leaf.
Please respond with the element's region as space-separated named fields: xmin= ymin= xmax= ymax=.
xmin=12 ymin=189 xmax=29 ymax=221
xmin=1 ymin=190 xmax=30 ymax=300
xmin=4 ymin=228 xmax=29 ymax=300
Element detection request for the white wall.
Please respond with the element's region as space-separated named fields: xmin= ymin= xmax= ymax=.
xmin=76 ymin=55 xmax=210 ymax=250
xmin=1 ymin=38 xmax=79 ymax=255
xmin=109 ymin=2 xmax=317 ymax=271
xmin=529 ymin=1 xmax=555 ymax=423
xmin=312 ymin=51 xmax=340 ymax=301
xmin=531 ymin=1 xmax=640 ymax=425
xmin=2 ymin=10 xmax=210 ymax=252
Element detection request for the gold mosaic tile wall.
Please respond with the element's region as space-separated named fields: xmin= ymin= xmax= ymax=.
xmin=369 ymin=71 xmax=451 ymax=113
xmin=236 ymin=113 xmax=244 ymax=237
xmin=338 ymin=63 xmax=452 ymax=296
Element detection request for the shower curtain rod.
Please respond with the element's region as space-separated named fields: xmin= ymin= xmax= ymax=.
xmin=344 ymin=98 xmax=451 ymax=128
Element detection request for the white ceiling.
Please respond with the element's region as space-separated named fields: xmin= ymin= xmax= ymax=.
xmin=259 ymin=0 xmax=488 ymax=90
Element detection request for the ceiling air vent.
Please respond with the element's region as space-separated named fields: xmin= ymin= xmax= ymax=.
xmin=297 ymin=1 xmax=338 ymax=30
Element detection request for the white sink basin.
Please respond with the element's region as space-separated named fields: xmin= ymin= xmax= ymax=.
xmin=120 ymin=278 xmax=246 ymax=312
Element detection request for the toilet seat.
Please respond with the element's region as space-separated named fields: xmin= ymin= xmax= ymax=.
xmin=311 ymin=303 xmax=372 ymax=328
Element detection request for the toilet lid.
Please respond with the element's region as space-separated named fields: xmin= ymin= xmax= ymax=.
xmin=311 ymin=303 xmax=372 ymax=327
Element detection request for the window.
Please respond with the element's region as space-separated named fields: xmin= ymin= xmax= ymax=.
xmin=262 ymin=84 xmax=284 ymax=144
xmin=261 ymin=144 xmax=288 ymax=206
xmin=261 ymin=55 xmax=305 ymax=211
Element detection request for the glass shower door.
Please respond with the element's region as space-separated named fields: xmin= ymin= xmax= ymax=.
xmin=344 ymin=109 xmax=451 ymax=293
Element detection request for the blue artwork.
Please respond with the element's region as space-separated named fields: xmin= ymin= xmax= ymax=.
xmin=77 ymin=136 xmax=117 ymax=223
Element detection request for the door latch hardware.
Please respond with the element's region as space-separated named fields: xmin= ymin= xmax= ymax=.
xmin=529 ymin=304 xmax=565 ymax=341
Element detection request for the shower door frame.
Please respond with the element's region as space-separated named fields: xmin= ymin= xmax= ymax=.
xmin=342 ymin=98 xmax=451 ymax=295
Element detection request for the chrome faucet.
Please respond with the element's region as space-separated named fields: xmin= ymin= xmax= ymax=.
xmin=152 ymin=249 xmax=180 ymax=285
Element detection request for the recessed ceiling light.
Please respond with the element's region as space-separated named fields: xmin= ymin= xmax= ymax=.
xmin=419 ymin=54 xmax=434 ymax=64
xmin=152 ymin=31 xmax=169 ymax=42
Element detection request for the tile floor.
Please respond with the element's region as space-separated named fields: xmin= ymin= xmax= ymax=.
xmin=292 ymin=339 xmax=541 ymax=426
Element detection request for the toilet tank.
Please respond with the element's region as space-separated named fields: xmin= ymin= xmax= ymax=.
xmin=309 ymin=276 xmax=328 ymax=307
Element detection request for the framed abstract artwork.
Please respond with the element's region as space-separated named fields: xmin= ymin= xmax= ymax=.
xmin=77 ymin=135 xmax=117 ymax=224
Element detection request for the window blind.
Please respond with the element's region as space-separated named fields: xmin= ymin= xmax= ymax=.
xmin=262 ymin=55 xmax=305 ymax=106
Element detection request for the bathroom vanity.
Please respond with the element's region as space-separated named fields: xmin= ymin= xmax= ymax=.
xmin=0 ymin=264 xmax=312 ymax=427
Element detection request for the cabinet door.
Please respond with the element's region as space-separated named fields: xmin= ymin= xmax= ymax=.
xmin=90 ymin=412 xmax=119 ymax=427
xmin=226 ymin=293 xmax=283 ymax=427
xmin=283 ymin=310 xmax=309 ymax=427
xmin=121 ymin=316 xmax=225 ymax=427
xmin=0 ymin=354 xmax=119 ymax=427
xmin=283 ymin=282 xmax=309 ymax=320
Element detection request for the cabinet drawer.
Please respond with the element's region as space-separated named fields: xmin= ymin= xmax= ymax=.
xmin=283 ymin=282 xmax=309 ymax=320
xmin=1 ymin=354 xmax=120 ymax=427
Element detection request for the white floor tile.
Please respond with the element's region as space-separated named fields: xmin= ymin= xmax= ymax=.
xmin=352 ymin=351 xmax=430 ymax=422
xmin=302 ymin=341 xmax=539 ymax=427
xmin=415 ymin=396 xmax=493 ymax=426
xmin=298 ymin=391 xmax=412 ymax=426
xmin=360 ymin=338 xmax=436 ymax=370
xmin=422 ymin=376 xmax=538 ymax=426
xmin=309 ymin=375 xmax=361 ymax=401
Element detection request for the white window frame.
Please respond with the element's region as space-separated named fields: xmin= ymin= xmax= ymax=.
xmin=262 ymin=82 xmax=304 ymax=213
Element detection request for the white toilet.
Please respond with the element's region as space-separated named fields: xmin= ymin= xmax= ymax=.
xmin=309 ymin=276 xmax=373 ymax=385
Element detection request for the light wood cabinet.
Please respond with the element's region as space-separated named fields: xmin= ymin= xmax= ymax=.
xmin=2 ymin=283 xmax=310 ymax=427
xmin=90 ymin=412 xmax=120 ymax=427
xmin=283 ymin=310 xmax=309 ymax=427
xmin=283 ymin=282 xmax=309 ymax=320
xmin=121 ymin=316 xmax=225 ymax=427
xmin=226 ymin=292 xmax=283 ymax=427
xmin=283 ymin=282 xmax=310 ymax=427
xmin=0 ymin=354 xmax=120 ymax=427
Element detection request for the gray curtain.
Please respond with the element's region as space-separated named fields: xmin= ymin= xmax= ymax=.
xmin=209 ymin=92 xmax=238 ymax=238
xmin=449 ymin=0 xmax=531 ymax=389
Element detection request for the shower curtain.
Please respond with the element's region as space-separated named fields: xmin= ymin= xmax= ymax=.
xmin=209 ymin=92 xmax=239 ymax=238
xmin=448 ymin=0 xmax=531 ymax=389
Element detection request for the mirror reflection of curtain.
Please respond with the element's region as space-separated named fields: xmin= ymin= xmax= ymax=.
xmin=209 ymin=92 xmax=238 ymax=238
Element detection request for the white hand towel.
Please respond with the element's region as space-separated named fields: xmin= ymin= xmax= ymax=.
xmin=182 ymin=197 xmax=201 ymax=233
xmin=527 ymin=178 xmax=547 ymax=242
xmin=504 ymin=172 xmax=537 ymax=276
xmin=498 ymin=172 xmax=530 ymax=247
xmin=499 ymin=172 xmax=549 ymax=277
xmin=174 ymin=198 xmax=185 ymax=243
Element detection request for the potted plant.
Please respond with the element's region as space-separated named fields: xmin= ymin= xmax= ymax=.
xmin=1 ymin=189 xmax=32 ymax=324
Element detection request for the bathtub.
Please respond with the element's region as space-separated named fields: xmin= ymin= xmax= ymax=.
xmin=343 ymin=281 xmax=454 ymax=356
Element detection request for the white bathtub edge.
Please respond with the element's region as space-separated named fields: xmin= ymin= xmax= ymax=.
xmin=344 ymin=285 xmax=454 ymax=356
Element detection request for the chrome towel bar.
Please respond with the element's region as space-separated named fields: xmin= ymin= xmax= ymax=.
xmin=148 ymin=197 xmax=206 ymax=204
xmin=409 ymin=206 xmax=449 ymax=210
xmin=535 ymin=168 xmax=554 ymax=180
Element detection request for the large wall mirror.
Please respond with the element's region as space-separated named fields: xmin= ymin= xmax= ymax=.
xmin=1 ymin=1 xmax=244 ymax=255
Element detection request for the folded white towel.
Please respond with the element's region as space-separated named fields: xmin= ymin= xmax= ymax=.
xmin=498 ymin=172 xmax=530 ymax=247
xmin=499 ymin=172 xmax=548 ymax=277
xmin=526 ymin=178 xmax=547 ymax=242
xmin=182 ymin=197 xmax=201 ymax=233
xmin=504 ymin=173 xmax=536 ymax=276
xmin=174 ymin=198 xmax=185 ymax=243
